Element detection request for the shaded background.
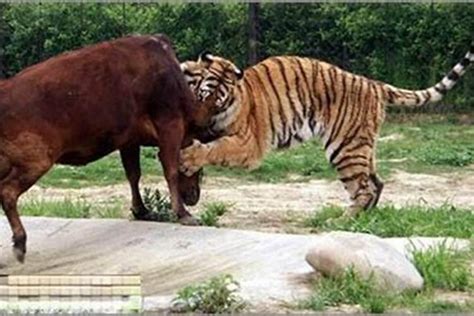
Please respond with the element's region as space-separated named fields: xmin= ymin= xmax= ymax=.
xmin=0 ymin=2 xmax=472 ymax=112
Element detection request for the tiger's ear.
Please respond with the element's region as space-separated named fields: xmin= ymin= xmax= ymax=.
xmin=198 ymin=50 xmax=214 ymax=67
xmin=235 ymin=68 xmax=244 ymax=80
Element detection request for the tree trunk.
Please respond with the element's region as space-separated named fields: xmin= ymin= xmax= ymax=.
xmin=248 ymin=3 xmax=260 ymax=66
xmin=0 ymin=4 xmax=8 ymax=79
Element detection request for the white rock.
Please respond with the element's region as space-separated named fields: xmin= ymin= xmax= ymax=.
xmin=305 ymin=231 xmax=423 ymax=293
xmin=384 ymin=237 xmax=471 ymax=260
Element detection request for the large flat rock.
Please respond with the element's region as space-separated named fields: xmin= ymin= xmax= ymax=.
xmin=0 ymin=217 xmax=316 ymax=311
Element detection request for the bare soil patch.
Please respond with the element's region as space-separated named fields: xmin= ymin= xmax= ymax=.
xmin=23 ymin=170 xmax=474 ymax=233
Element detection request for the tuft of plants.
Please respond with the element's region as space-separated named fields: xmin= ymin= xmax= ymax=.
xmin=20 ymin=198 xmax=122 ymax=219
xmin=199 ymin=201 xmax=231 ymax=227
xmin=301 ymin=259 xmax=473 ymax=314
xmin=306 ymin=204 xmax=474 ymax=238
xmin=172 ymin=274 xmax=246 ymax=314
xmin=20 ymin=198 xmax=92 ymax=218
xmin=412 ymin=243 xmax=473 ymax=291
xmin=142 ymin=187 xmax=176 ymax=222
xmin=300 ymin=268 xmax=389 ymax=313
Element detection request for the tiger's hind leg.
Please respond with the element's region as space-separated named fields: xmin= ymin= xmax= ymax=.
xmin=368 ymin=173 xmax=384 ymax=209
xmin=332 ymin=140 xmax=380 ymax=218
xmin=366 ymin=151 xmax=384 ymax=209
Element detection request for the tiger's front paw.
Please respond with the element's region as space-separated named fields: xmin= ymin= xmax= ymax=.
xmin=180 ymin=140 xmax=208 ymax=176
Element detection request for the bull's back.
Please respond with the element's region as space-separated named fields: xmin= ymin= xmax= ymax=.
xmin=0 ymin=35 xmax=188 ymax=165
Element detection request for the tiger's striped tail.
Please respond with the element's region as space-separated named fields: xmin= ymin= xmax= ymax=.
xmin=383 ymin=42 xmax=473 ymax=107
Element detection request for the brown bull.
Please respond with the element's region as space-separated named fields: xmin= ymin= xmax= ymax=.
xmin=0 ymin=34 xmax=207 ymax=263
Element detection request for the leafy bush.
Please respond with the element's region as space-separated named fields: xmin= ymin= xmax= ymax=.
xmin=142 ymin=187 xmax=176 ymax=222
xmin=199 ymin=201 xmax=230 ymax=226
xmin=172 ymin=274 xmax=246 ymax=313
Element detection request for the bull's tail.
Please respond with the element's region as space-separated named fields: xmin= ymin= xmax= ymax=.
xmin=382 ymin=42 xmax=473 ymax=107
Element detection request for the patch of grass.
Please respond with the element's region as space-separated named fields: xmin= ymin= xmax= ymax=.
xmin=306 ymin=204 xmax=474 ymax=238
xmin=300 ymin=268 xmax=390 ymax=313
xmin=142 ymin=187 xmax=176 ymax=222
xmin=172 ymin=274 xmax=246 ymax=314
xmin=37 ymin=119 xmax=474 ymax=188
xmin=199 ymin=201 xmax=231 ymax=227
xmin=39 ymin=148 xmax=161 ymax=188
xmin=20 ymin=198 xmax=122 ymax=218
xmin=391 ymin=291 xmax=471 ymax=314
xmin=301 ymin=260 xmax=473 ymax=314
xmin=377 ymin=122 xmax=474 ymax=174
xmin=412 ymin=243 xmax=473 ymax=291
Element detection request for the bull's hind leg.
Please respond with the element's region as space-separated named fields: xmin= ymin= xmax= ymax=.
xmin=0 ymin=155 xmax=52 ymax=262
xmin=120 ymin=146 xmax=152 ymax=220
xmin=0 ymin=156 xmax=25 ymax=261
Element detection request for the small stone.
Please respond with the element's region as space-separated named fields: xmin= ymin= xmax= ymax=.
xmin=305 ymin=231 xmax=424 ymax=293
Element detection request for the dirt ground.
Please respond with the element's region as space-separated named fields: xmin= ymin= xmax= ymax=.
xmin=23 ymin=169 xmax=474 ymax=233
xmin=8 ymin=169 xmax=474 ymax=313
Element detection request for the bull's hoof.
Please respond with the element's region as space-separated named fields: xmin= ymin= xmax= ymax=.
xmin=12 ymin=241 xmax=26 ymax=264
xmin=131 ymin=207 xmax=158 ymax=221
xmin=178 ymin=215 xmax=201 ymax=226
xmin=13 ymin=247 xmax=25 ymax=263
xmin=133 ymin=211 xmax=163 ymax=222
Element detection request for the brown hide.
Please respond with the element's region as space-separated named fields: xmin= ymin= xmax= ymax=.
xmin=0 ymin=34 xmax=201 ymax=262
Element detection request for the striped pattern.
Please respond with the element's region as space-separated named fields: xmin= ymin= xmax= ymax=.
xmin=181 ymin=43 xmax=472 ymax=216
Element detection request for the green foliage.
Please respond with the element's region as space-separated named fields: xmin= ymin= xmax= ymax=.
xmin=142 ymin=187 xmax=176 ymax=222
xmin=199 ymin=201 xmax=230 ymax=227
xmin=412 ymin=243 xmax=472 ymax=291
xmin=301 ymin=268 xmax=389 ymax=313
xmin=20 ymin=198 xmax=122 ymax=218
xmin=0 ymin=3 xmax=472 ymax=111
xmin=301 ymin=251 xmax=474 ymax=313
xmin=172 ymin=274 xmax=246 ymax=314
xmin=307 ymin=204 xmax=474 ymax=238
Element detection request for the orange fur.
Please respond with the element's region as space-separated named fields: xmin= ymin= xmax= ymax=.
xmin=180 ymin=46 xmax=472 ymax=216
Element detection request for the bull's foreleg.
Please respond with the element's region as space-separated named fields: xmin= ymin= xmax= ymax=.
xmin=120 ymin=146 xmax=152 ymax=220
xmin=154 ymin=118 xmax=199 ymax=226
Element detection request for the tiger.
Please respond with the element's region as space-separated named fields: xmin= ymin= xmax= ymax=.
xmin=179 ymin=42 xmax=473 ymax=217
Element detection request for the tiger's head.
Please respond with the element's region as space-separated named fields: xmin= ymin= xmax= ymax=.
xmin=181 ymin=51 xmax=243 ymax=129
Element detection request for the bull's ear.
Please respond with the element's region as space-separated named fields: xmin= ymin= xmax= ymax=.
xmin=234 ymin=67 xmax=244 ymax=80
xmin=198 ymin=50 xmax=214 ymax=66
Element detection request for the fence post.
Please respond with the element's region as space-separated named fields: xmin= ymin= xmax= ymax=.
xmin=248 ymin=2 xmax=260 ymax=66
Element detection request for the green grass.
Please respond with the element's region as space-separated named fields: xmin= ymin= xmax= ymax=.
xmin=306 ymin=204 xmax=474 ymax=238
xmin=39 ymin=148 xmax=161 ymax=188
xmin=300 ymin=268 xmax=389 ymax=313
xmin=412 ymin=243 xmax=473 ymax=291
xmin=301 ymin=244 xmax=473 ymax=313
xmin=198 ymin=201 xmax=231 ymax=227
xmin=142 ymin=187 xmax=176 ymax=222
xmin=37 ymin=118 xmax=474 ymax=188
xmin=172 ymin=274 xmax=246 ymax=314
xmin=20 ymin=198 xmax=123 ymax=218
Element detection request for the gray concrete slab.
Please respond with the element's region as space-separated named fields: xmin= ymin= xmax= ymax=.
xmin=0 ymin=217 xmax=317 ymax=311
